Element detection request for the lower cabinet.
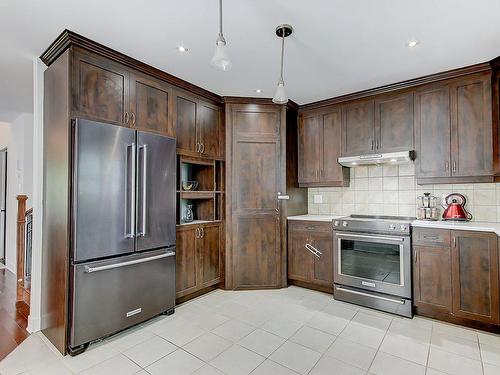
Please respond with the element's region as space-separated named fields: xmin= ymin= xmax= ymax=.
xmin=176 ymin=222 xmax=221 ymax=298
xmin=413 ymin=228 xmax=500 ymax=326
xmin=288 ymin=221 xmax=333 ymax=291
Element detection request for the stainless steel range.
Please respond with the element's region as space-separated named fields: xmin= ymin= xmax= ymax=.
xmin=332 ymin=215 xmax=413 ymax=317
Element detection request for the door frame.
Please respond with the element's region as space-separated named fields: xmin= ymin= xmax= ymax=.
xmin=0 ymin=147 xmax=7 ymax=265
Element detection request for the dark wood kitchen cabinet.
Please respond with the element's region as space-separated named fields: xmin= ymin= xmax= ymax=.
xmin=342 ymin=99 xmax=375 ymax=156
xmin=341 ymin=92 xmax=413 ymax=156
xmin=413 ymin=245 xmax=452 ymax=314
xmin=415 ymin=73 xmax=493 ymax=183
xmin=298 ymin=107 xmax=349 ymax=187
xmin=129 ymin=72 xmax=173 ymax=135
xmin=176 ymin=223 xmax=222 ymax=298
xmin=412 ymin=228 xmax=500 ymax=328
xmin=451 ymin=230 xmax=499 ymax=325
xmin=72 ymin=48 xmax=174 ymax=136
xmin=175 ymin=91 xmax=223 ymax=159
xmin=375 ymin=91 xmax=414 ymax=152
xmin=72 ymin=48 xmax=130 ymax=125
xmin=288 ymin=221 xmax=333 ymax=292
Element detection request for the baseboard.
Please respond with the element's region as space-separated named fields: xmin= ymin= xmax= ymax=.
xmin=27 ymin=314 xmax=41 ymax=333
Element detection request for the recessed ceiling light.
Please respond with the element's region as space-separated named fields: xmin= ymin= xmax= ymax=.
xmin=255 ymin=89 xmax=263 ymax=93
xmin=177 ymin=45 xmax=188 ymax=53
xmin=407 ymin=40 xmax=419 ymax=48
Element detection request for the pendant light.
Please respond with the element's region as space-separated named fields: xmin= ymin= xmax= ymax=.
xmin=211 ymin=0 xmax=232 ymax=71
xmin=272 ymin=24 xmax=293 ymax=104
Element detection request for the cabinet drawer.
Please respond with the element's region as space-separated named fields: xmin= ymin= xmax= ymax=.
xmin=289 ymin=221 xmax=332 ymax=233
xmin=413 ymin=228 xmax=450 ymax=248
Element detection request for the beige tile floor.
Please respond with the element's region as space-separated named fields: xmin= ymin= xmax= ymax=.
xmin=1 ymin=286 xmax=500 ymax=375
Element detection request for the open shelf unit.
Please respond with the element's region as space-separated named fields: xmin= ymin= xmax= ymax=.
xmin=177 ymin=156 xmax=224 ymax=225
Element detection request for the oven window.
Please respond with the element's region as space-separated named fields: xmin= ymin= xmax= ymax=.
xmin=340 ymin=239 xmax=401 ymax=285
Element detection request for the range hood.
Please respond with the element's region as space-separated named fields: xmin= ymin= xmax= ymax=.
xmin=338 ymin=151 xmax=415 ymax=167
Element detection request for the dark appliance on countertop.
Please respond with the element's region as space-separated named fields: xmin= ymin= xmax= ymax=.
xmin=69 ymin=119 xmax=176 ymax=355
xmin=442 ymin=193 xmax=472 ymax=221
xmin=333 ymin=215 xmax=413 ymax=318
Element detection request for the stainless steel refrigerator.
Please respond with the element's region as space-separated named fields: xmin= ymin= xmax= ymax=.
xmin=69 ymin=119 xmax=176 ymax=354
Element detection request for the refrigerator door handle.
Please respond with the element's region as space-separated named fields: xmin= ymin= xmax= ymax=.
xmin=138 ymin=145 xmax=148 ymax=237
xmin=84 ymin=251 xmax=175 ymax=273
xmin=126 ymin=143 xmax=136 ymax=239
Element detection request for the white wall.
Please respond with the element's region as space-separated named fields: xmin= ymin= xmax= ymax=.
xmin=0 ymin=113 xmax=34 ymax=273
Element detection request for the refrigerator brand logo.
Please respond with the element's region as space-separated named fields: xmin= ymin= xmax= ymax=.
xmin=361 ymin=281 xmax=376 ymax=288
xmin=126 ymin=308 xmax=142 ymax=317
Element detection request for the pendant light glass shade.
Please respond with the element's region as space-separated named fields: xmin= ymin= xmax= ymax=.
xmin=211 ymin=36 xmax=232 ymax=71
xmin=272 ymin=80 xmax=288 ymax=104
xmin=211 ymin=0 xmax=232 ymax=71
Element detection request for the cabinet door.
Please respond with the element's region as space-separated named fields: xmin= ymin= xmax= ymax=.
xmin=311 ymin=232 xmax=334 ymax=287
xmin=322 ymin=109 xmax=347 ymax=185
xmin=451 ymin=231 xmax=499 ymax=324
xmin=72 ymin=49 xmax=129 ymax=125
xmin=175 ymin=226 xmax=198 ymax=297
xmin=414 ymin=85 xmax=451 ymax=178
xmin=298 ymin=114 xmax=321 ymax=184
xmin=413 ymin=246 xmax=452 ymax=314
xmin=451 ymin=74 xmax=493 ymax=177
xmin=288 ymin=229 xmax=311 ymax=282
xmin=198 ymin=223 xmax=221 ymax=286
xmin=342 ymin=100 xmax=375 ymax=156
xmin=130 ymin=73 xmax=173 ymax=136
xmin=375 ymin=92 xmax=414 ymax=152
xmin=176 ymin=93 xmax=198 ymax=155
xmin=198 ymin=102 xmax=221 ymax=158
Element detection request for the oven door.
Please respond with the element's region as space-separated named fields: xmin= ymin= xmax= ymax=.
xmin=334 ymin=231 xmax=411 ymax=298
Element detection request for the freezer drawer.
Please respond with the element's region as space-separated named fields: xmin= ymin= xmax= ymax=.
xmin=70 ymin=248 xmax=175 ymax=349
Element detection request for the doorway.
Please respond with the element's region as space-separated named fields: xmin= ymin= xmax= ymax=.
xmin=0 ymin=148 xmax=7 ymax=267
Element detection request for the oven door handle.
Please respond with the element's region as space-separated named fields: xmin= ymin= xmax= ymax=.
xmin=335 ymin=232 xmax=405 ymax=242
xmin=305 ymin=243 xmax=321 ymax=258
xmin=335 ymin=286 xmax=406 ymax=305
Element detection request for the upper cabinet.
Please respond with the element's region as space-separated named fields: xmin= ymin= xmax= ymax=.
xmin=298 ymin=107 xmax=349 ymax=187
xmin=72 ymin=49 xmax=130 ymax=126
xmin=415 ymin=73 xmax=492 ymax=183
xmin=71 ymin=48 xmax=175 ymax=137
xmin=342 ymin=99 xmax=375 ymax=155
xmin=375 ymin=92 xmax=414 ymax=152
xmin=129 ymin=73 xmax=173 ymax=136
xmin=175 ymin=91 xmax=223 ymax=159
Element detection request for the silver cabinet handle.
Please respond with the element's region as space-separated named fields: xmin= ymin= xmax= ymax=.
xmin=124 ymin=112 xmax=130 ymax=124
xmin=126 ymin=143 xmax=136 ymax=238
xmin=195 ymin=228 xmax=200 ymax=238
xmin=138 ymin=145 xmax=148 ymax=237
xmin=84 ymin=252 xmax=175 ymax=273
xmin=445 ymin=161 xmax=449 ymax=171
xmin=335 ymin=286 xmax=406 ymax=305
xmin=196 ymin=142 xmax=200 ymax=153
xmin=371 ymin=139 xmax=374 ymax=150
xmin=131 ymin=112 xmax=136 ymax=126
xmin=201 ymin=143 xmax=205 ymax=153
xmin=452 ymin=161 xmax=457 ymax=173
xmin=308 ymin=243 xmax=322 ymax=256
xmin=414 ymin=250 xmax=417 ymax=263
xmin=336 ymin=232 xmax=404 ymax=242
xmin=305 ymin=243 xmax=321 ymax=258
xmin=277 ymin=192 xmax=290 ymax=200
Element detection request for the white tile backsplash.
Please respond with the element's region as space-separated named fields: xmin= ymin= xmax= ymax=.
xmin=308 ymin=163 xmax=499 ymax=222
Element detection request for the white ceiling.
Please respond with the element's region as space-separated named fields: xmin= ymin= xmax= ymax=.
xmin=1 ymin=0 xmax=500 ymax=115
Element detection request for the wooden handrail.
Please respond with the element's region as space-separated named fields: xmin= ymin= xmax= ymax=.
xmin=16 ymin=195 xmax=28 ymax=301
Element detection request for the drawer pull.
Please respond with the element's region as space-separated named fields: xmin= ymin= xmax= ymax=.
xmin=84 ymin=252 xmax=175 ymax=273
xmin=422 ymin=235 xmax=439 ymax=240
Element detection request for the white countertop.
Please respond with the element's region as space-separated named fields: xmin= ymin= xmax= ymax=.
xmin=411 ymin=220 xmax=500 ymax=236
xmin=287 ymin=214 xmax=500 ymax=235
xmin=287 ymin=214 xmax=343 ymax=222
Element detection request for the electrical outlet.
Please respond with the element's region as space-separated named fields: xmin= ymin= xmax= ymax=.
xmin=313 ymin=194 xmax=323 ymax=204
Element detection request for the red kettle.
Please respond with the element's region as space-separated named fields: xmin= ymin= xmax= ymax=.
xmin=442 ymin=193 xmax=472 ymax=221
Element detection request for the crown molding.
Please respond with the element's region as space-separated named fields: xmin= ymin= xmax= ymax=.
xmin=40 ymin=29 xmax=223 ymax=104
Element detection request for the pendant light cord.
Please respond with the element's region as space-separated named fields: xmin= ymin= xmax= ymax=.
xmin=219 ymin=0 xmax=223 ymax=37
xmin=279 ymin=27 xmax=285 ymax=84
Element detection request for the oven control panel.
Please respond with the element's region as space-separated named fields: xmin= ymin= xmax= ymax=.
xmin=332 ymin=217 xmax=411 ymax=235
